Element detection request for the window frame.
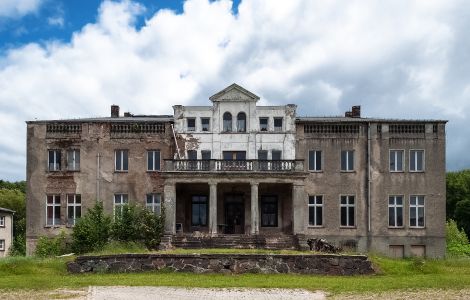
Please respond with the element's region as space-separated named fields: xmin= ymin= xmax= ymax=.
xmin=308 ymin=195 xmax=324 ymax=227
xmin=0 ymin=216 xmax=5 ymax=227
xmin=223 ymin=112 xmax=232 ymax=132
xmin=273 ymin=117 xmax=283 ymax=132
xmin=46 ymin=194 xmax=61 ymax=227
xmin=340 ymin=150 xmax=355 ymax=172
xmin=191 ymin=195 xmax=208 ymax=226
xmin=0 ymin=239 xmax=4 ymax=251
xmin=146 ymin=193 xmax=162 ymax=216
xmin=409 ymin=195 xmax=425 ymax=228
xmin=66 ymin=194 xmax=81 ymax=226
xmin=388 ymin=195 xmax=404 ymax=228
xmin=187 ymin=118 xmax=196 ymax=132
xmin=48 ymin=149 xmax=61 ymax=171
xmin=259 ymin=117 xmax=269 ymax=131
xmin=389 ymin=149 xmax=404 ymax=172
xmin=261 ymin=196 xmax=278 ymax=227
xmin=340 ymin=195 xmax=356 ymax=228
xmin=147 ymin=150 xmax=161 ymax=171
xmin=115 ymin=149 xmax=129 ymax=172
xmin=237 ymin=112 xmax=247 ymax=132
xmin=114 ymin=193 xmax=129 ymax=217
xmin=308 ymin=150 xmax=323 ymax=172
xmin=201 ymin=117 xmax=210 ymax=132
xmin=409 ymin=149 xmax=425 ymax=172
xmin=66 ymin=149 xmax=80 ymax=171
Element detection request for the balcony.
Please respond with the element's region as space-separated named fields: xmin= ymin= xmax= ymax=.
xmin=163 ymin=159 xmax=304 ymax=172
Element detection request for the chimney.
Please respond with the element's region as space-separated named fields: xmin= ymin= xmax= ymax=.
xmin=345 ymin=111 xmax=353 ymax=117
xmin=111 ymin=105 xmax=119 ymax=118
xmin=351 ymin=105 xmax=361 ymax=118
xmin=124 ymin=112 xmax=133 ymax=117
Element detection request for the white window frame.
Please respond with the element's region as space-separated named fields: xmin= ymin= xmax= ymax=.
xmin=67 ymin=149 xmax=80 ymax=171
xmin=341 ymin=150 xmax=354 ymax=171
xmin=0 ymin=216 xmax=4 ymax=227
xmin=308 ymin=195 xmax=323 ymax=227
xmin=147 ymin=150 xmax=161 ymax=171
xmin=115 ymin=149 xmax=129 ymax=172
xmin=340 ymin=195 xmax=355 ymax=227
xmin=114 ymin=194 xmax=128 ymax=216
xmin=388 ymin=195 xmax=404 ymax=228
xmin=146 ymin=193 xmax=162 ymax=216
xmin=308 ymin=150 xmax=322 ymax=172
xmin=48 ymin=149 xmax=61 ymax=171
xmin=389 ymin=149 xmax=404 ymax=172
xmin=409 ymin=149 xmax=425 ymax=172
xmin=67 ymin=194 xmax=81 ymax=226
xmin=187 ymin=118 xmax=196 ymax=132
xmin=46 ymin=195 xmax=61 ymax=226
xmin=0 ymin=239 xmax=4 ymax=251
xmin=410 ymin=195 xmax=425 ymax=228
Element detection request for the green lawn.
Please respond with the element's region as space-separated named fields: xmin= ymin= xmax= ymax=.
xmin=0 ymin=254 xmax=469 ymax=295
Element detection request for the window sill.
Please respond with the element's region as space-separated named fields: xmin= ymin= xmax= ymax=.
xmin=340 ymin=170 xmax=356 ymax=173
xmin=409 ymin=171 xmax=425 ymax=173
xmin=307 ymin=225 xmax=324 ymax=228
xmin=0 ymin=249 xmax=5 ymax=252
xmin=388 ymin=226 xmax=405 ymax=229
xmin=261 ymin=225 xmax=279 ymax=228
xmin=65 ymin=170 xmax=80 ymax=172
xmin=114 ymin=171 xmax=129 ymax=173
xmin=146 ymin=170 xmax=161 ymax=173
xmin=339 ymin=226 xmax=357 ymax=229
xmin=44 ymin=225 xmax=63 ymax=228
xmin=308 ymin=170 xmax=323 ymax=173
xmin=390 ymin=171 xmax=404 ymax=173
xmin=409 ymin=226 xmax=426 ymax=229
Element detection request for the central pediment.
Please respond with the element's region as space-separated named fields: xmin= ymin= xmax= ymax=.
xmin=209 ymin=83 xmax=260 ymax=102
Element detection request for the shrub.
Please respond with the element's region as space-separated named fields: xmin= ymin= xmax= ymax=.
xmin=139 ymin=207 xmax=165 ymax=250
xmin=446 ymin=219 xmax=470 ymax=257
xmin=111 ymin=204 xmax=141 ymax=242
xmin=71 ymin=202 xmax=111 ymax=254
xmin=34 ymin=231 xmax=68 ymax=257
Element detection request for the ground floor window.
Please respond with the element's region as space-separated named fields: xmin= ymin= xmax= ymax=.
xmin=261 ymin=196 xmax=278 ymax=227
xmin=340 ymin=195 xmax=355 ymax=227
xmin=46 ymin=195 xmax=61 ymax=226
xmin=114 ymin=194 xmax=128 ymax=217
xmin=0 ymin=239 xmax=4 ymax=251
xmin=191 ymin=195 xmax=208 ymax=226
xmin=308 ymin=195 xmax=323 ymax=226
xmin=67 ymin=194 xmax=81 ymax=226
xmin=146 ymin=193 xmax=161 ymax=215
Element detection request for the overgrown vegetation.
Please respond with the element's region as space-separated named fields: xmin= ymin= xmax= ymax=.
xmin=446 ymin=219 xmax=470 ymax=257
xmin=0 ymin=180 xmax=26 ymax=256
xmin=446 ymin=169 xmax=470 ymax=238
xmin=34 ymin=231 xmax=69 ymax=258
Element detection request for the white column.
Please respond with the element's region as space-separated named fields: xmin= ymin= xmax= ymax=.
xmin=292 ymin=183 xmax=306 ymax=234
xmin=209 ymin=182 xmax=218 ymax=236
xmin=251 ymin=182 xmax=259 ymax=235
xmin=163 ymin=183 xmax=176 ymax=234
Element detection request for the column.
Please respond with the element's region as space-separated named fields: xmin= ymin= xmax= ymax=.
xmin=209 ymin=182 xmax=218 ymax=236
xmin=251 ymin=182 xmax=259 ymax=235
xmin=163 ymin=183 xmax=176 ymax=234
xmin=292 ymin=183 xmax=306 ymax=234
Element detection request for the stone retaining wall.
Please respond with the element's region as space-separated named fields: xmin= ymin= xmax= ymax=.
xmin=67 ymin=253 xmax=375 ymax=275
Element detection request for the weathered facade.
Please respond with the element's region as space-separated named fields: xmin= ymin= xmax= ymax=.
xmin=26 ymin=83 xmax=447 ymax=258
xmin=0 ymin=207 xmax=14 ymax=257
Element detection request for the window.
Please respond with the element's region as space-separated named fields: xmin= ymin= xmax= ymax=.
xmin=201 ymin=150 xmax=211 ymax=160
xmin=272 ymin=150 xmax=282 ymax=160
xmin=187 ymin=118 xmax=196 ymax=131
xmin=261 ymin=196 xmax=278 ymax=227
xmin=147 ymin=150 xmax=161 ymax=171
xmin=271 ymin=150 xmax=282 ymax=170
xmin=237 ymin=112 xmax=246 ymax=132
xmin=341 ymin=150 xmax=354 ymax=171
xmin=274 ymin=117 xmax=283 ymax=132
xmin=114 ymin=194 xmax=128 ymax=217
xmin=258 ymin=150 xmax=268 ymax=170
xmin=146 ymin=193 xmax=161 ymax=216
xmin=0 ymin=240 xmax=4 ymax=251
xmin=410 ymin=150 xmax=424 ymax=172
xmin=67 ymin=149 xmax=80 ymax=171
xmin=223 ymin=151 xmax=246 ymax=160
xmin=191 ymin=195 xmax=208 ymax=226
xmin=223 ymin=112 xmax=232 ymax=132
xmin=0 ymin=216 xmax=4 ymax=227
xmin=340 ymin=195 xmax=355 ymax=227
xmin=46 ymin=195 xmax=61 ymax=226
xmin=410 ymin=195 xmax=425 ymax=228
xmin=308 ymin=150 xmax=322 ymax=171
xmin=308 ymin=195 xmax=323 ymax=226
xmin=390 ymin=150 xmax=404 ymax=172
xmin=67 ymin=194 xmax=81 ymax=226
xmin=259 ymin=117 xmax=268 ymax=131
xmin=115 ymin=150 xmax=128 ymax=171
xmin=48 ymin=150 xmax=61 ymax=171
xmin=388 ymin=196 xmax=403 ymax=227
xmin=201 ymin=118 xmax=210 ymax=132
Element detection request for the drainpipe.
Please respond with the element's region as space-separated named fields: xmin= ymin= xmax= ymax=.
xmin=367 ymin=122 xmax=371 ymax=235
xmin=96 ymin=153 xmax=101 ymax=202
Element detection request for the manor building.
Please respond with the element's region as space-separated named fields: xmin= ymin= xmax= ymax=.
xmin=26 ymin=84 xmax=447 ymax=258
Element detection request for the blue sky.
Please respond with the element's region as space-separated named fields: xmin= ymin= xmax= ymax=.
xmin=0 ymin=0 xmax=469 ymax=181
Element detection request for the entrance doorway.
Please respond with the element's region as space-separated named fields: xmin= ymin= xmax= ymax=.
xmin=224 ymin=194 xmax=244 ymax=234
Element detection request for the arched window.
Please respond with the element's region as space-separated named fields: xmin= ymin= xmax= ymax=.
xmin=237 ymin=112 xmax=246 ymax=132
xmin=223 ymin=112 xmax=232 ymax=132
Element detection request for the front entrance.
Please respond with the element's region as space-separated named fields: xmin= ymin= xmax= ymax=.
xmin=224 ymin=194 xmax=245 ymax=234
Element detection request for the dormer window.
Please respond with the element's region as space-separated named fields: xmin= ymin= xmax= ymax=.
xmin=237 ymin=112 xmax=246 ymax=132
xmin=223 ymin=112 xmax=232 ymax=132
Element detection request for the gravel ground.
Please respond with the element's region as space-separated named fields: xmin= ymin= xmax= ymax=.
xmin=332 ymin=289 xmax=470 ymax=300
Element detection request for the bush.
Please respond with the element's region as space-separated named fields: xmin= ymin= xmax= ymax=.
xmin=111 ymin=204 xmax=141 ymax=242
xmin=71 ymin=202 xmax=111 ymax=254
xmin=34 ymin=231 xmax=68 ymax=257
xmin=140 ymin=207 xmax=165 ymax=250
xmin=446 ymin=219 xmax=470 ymax=257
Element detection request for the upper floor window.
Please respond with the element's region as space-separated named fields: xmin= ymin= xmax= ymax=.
xmin=114 ymin=194 xmax=128 ymax=217
xmin=67 ymin=194 xmax=81 ymax=226
xmin=187 ymin=150 xmax=197 ymax=160
xmin=46 ymin=195 xmax=61 ymax=226
xmin=388 ymin=195 xmax=403 ymax=227
xmin=0 ymin=216 xmax=5 ymax=227
xmin=187 ymin=118 xmax=196 ymax=131
xmin=201 ymin=150 xmax=211 ymax=160
xmin=410 ymin=195 xmax=425 ymax=228
xmin=201 ymin=118 xmax=210 ymax=132
xmin=67 ymin=149 xmax=80 ymax=171
xmin=115 ymin=150 xmax=129 ymax=172
xmin=390 ymin=150 xmax=404 ymax=172
xmin=147 ymin=150 xmax=161 ymax=171
xmin=308 ymin=150 xmax=322 ymax=171
xmin=340 ymin=195 xmax=355 ymax=227
xmin=146 ymin=193 xmax=161 ymax=216
xmin=308 ymin=195 xmax=323 ymax=226
xmin=48 ymin=149 xmax=61 ymax=171
xmin=410 ymin=150 xmax=424 ymax=172
xmin=259 ymin=117 xmax=268 ymax=131
xmin=237 ymin=112 xmax=246 ymax=132
xmin=274 ymin=117 xmax=283 ymax=132
xmin=223 ymin=112 xmax=232 ymax=132
xmin=258 ymin=150 xmax=268 ymax=170
xmin=341 ymin=150 xmax=354 ymax=171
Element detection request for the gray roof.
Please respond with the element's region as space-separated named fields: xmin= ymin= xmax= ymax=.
xmin=26 ymin=115 xmax=174 ymax=124
xmin=296 ymin=117 xmax=448 ymax=123
xmin=0 ymin=207 xmax=15 ymax=214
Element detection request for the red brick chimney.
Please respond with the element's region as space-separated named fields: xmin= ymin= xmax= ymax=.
xmin=111 ymin=105 xmax=119 ymax=118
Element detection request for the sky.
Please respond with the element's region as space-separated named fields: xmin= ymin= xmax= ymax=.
xmin=0 ymin=0 xmax=469 ymax=181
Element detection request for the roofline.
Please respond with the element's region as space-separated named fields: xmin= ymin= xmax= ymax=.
xmin=26 ymin=116 xmax=174 ymax=124
xmin=209 ymin=83 xmax=260 ymax=101
xmin=296 ymin=117 xmax=448 ymax=123
xmin=0 ymin=207 xmax=15 ymax=214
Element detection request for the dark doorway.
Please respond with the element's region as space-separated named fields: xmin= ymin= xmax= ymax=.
xmin=224 ymin=194 xmax=244 ymax=234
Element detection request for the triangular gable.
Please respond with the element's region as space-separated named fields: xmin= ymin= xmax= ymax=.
xmin=209 ymin=83 xmax=260 ymax=102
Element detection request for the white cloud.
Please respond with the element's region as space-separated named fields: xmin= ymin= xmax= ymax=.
xmin=0 ymin=0 xmax=43 ymax=18
xmin=0 ymin=0 xmax=469 ymax=180
xmin=47 ymin=16 xmax=64 ymax=27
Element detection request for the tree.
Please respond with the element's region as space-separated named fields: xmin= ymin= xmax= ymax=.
xmin=446 ymin=170 xmax=470 ymax=219
xmin=455 ymin=199 xmax=470 ymax=238
xmin=111 ymin=204 xmax=141 ymax=242
xmin=0 ymin=188 xmax=26 ymax=255
xmin=139 ymin=207 xmax=165 ymax=250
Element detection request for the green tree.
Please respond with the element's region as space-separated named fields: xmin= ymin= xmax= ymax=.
xmin=446 ymin=170 xmax=470 ymax=219
xmin=0 ymin=188 xmax=26 ymax=255
xmin=455 ymin=199 xmax=470 ymax=238
xmin=111 ymin=204 xmax=141 ymax=242
xmin=139 ymin=207 xmax=165 ymax=250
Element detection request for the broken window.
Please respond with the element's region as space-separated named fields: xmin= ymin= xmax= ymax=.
xmin=46 ymin=195 xmax=61 ymax=226
xmin=274 ymin=117 xmax=283 ymax=132
xmin=341 ymin=150 xmax=354 ymax=171
xmin=67 ymin=149 xmax=80 ymax=171
xmin=308 ymin=195 xmax=323 ymax=226
xmin=410 ymin=150 xmax=424 ymax=172
xmin=237 ymin=112 xmax=246 ymax=132
xmin=187 ymin=118 xmax=196 ymax=131
xmin=308 ymin=150 xmax=322 ymax=171
xmin=146 ymin=193 xmax=161 ymax=216
xmin=147 ymin=150 xmax=161 ymax=171
xmin=388 ymin=196 xmax=403 ymax=227
xmin=201 ymin=118 xmax=210 ymax=132
xmin=223 ymin=112 xmax=232 ymax=132
xmin=191 ymin=195 xmax=208 ymax=226
xmin=340 ymin=195 xmax=355 ymax=227
xmin=115 ymin=150 xmax=129 ymax=171
xmin=261 ymin=196 xmax=278 ymax=227
xmin=67 ymin=194 xmax=81 ymax=226
xmin=389 ymin=150 xmax=404 ymax=172
xmin=114 ymin=194 xmax=128 ymax=218
xmin=259 ymin=117 xmax=268 ymax=131
xmin=410 ymin=195 xmax=425 ymax=228
xmin=48 ymin=150 xmax=61 ymax=171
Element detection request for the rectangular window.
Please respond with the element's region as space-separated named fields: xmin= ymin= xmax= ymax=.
xmin=0 ymin=216 xmax=5 ymax=227
xmin=67 ymin=194 xmax=81 ymax=226
xmin=341 ymin=150 xmax=354 ymax=171
xmin=272 ymin=150 xmax=282 ymax=160
xmin=410 ymin=195 xmax=425 ymax=227
xmin=259 ymin=117 xmax=268 ymax=131
xmin=0 ymin=240 xmax=4 ymax=251
xmin=48 ymin=150 xmax=61 ymax=171
xmin=147 ymin=150 xmax=161 ymax=171
xmin=67 ymin=149 xmax=80 ymax=171
xmin=274 ymin=117 xmax=283 ymax=132
xmin=191 ymin=195 xmax=208 ymax=226
xmin=389 ymin=150 xmax=404 ymax=172
xmin=271 ymin=150 xmax=282 ymax=170
xmin=187 ymin=118 xmax=196 ymax=131
xmin=308 ymin=195 xmax=323 ymax=226
xmin=146 ymin=193 xmax=161 ymax=216
xmin=258 ymin=150 xmax=268 ymax=170
xmin=115 ymin=150 xmax=129 ymax=171
xmin=388 ymin=195 xmax=403 ymax=227
xmin=114 ymin=194 xmax=128 ymax=217
xmin=201 ymin=150 xmax=211 ymax=160
xmin=261 ymin=196 xmax=278 ymax=227
xmin=340 ymin=195 xmax=355 ymax=227
xmin=308 ymin=150 xmax=322 ymax=171
xmin=410 ymin=150 xmax=424 ymax=172
xmin=46 ymin=195 xmax=61 ymax=226
xmin=223 ymin=151 xmax=246 ymax=161
xmin=201 ymin=118 xmax=210 ymax=132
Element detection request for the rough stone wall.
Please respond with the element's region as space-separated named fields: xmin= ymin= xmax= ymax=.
xmin=67 ymin=253 xmax=375 ymax=275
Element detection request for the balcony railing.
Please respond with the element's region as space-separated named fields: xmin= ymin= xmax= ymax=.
xmin=164 ymin=159 xmax=304 ymax=172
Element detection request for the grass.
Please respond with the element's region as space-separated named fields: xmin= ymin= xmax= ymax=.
xmin=0 ymin=253 xmax=470 ymax=295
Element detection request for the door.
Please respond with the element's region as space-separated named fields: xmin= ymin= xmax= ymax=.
xmin=224 ymin=194 xmax=244 ymax=234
